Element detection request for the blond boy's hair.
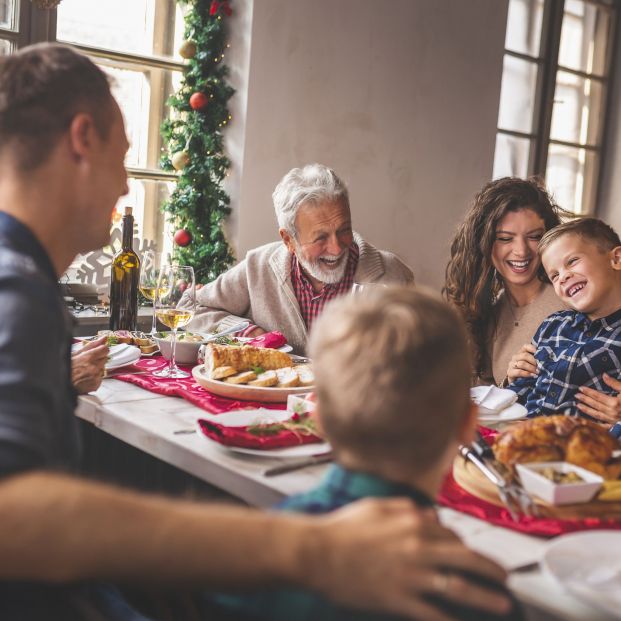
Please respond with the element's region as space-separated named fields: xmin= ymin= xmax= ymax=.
xmin=539 ymin=217 xmax=621 ymax=256
xmin=308 ymin=286 xmax=471 ymax=473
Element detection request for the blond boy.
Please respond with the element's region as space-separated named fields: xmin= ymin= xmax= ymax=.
xmin=217 ymin=286 xmax=520 ymax=621
xmin=509 ymin=217 xmax=621 ymax=422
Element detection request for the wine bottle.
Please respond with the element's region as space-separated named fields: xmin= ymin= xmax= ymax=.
xmin=109 ymin=206 xmax=141 ymax=330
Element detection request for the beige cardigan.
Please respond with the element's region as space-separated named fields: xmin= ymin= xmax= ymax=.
xmin=187 ymin=233 xmax=414 ymax=354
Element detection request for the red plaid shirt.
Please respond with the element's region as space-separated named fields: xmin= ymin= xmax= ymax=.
xmin=291 ymin=243 xmax=359 ymax=332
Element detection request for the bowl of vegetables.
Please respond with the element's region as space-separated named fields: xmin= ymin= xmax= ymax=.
xmin=153 ymin=332 xmax=203 ymax=365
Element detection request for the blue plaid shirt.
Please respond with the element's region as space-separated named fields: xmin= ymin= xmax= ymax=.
xmin=508 ymin=307 xmax=621 ymax=417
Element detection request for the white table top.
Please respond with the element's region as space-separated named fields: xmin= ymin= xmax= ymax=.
xmin=77 ymin=380 xmax=619 ymax=621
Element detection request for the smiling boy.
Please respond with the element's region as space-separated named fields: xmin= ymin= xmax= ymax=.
xmin=508 ymin=218 xmax=621 ymax=420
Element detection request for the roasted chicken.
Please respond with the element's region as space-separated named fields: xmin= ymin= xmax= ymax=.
xmin=493 ymin=415 xmax=621 ymax=480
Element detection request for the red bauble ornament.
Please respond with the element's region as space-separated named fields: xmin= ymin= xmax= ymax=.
xmin=189 ymin=92 xmax=209 ymax=111
xmin=174 ymin=228 xmax=192 ymax=247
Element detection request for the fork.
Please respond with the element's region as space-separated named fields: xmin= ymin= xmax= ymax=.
xmin=459 ymin=445 xmax=539 ymax=520
xmin=471 ymin=431 xmax=539 ymax=518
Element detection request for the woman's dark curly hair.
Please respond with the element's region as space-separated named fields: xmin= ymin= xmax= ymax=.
xmin=444 ymin=177 xmax=568 ymax=377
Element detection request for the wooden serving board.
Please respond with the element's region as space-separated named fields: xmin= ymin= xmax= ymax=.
xmin=452 ymin=456 xmax=621 ymax=520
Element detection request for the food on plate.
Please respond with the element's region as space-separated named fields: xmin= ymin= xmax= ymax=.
xmin=598 ymin=480 xmax=621 ymax=502
xmin=96 ymin=330 xmax=156 ymax=354
xmin=206 ymin=343 xmax=292 ymax=374
xmin=538 ymin=467 xmax=584 ymax=485
xmin=158 ymin=332 xmax=203 ymax=343
xmin=224 ymin=370 xmax=257 ymax=384
xmin=494 ymin=415 xmax=621 ymax=480
xmin=97 ymin=329 xmax=133 ymax=345
xmin=275 ymin=367 xmax=299 ymax=388
xmin=249 ymin=370 xmax=279 ymax=387
xmin=294 ymin=364 xmax=314 ymax=387
xmin=204 ymin=344 xmax=314 ymax=388
xmin=211 ymin=365 xmax=238 ymax=380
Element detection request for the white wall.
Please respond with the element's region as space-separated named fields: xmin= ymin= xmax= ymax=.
xmin=227 ymin=0 xmax=508 ymax=289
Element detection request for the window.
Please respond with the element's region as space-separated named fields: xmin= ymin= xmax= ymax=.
xmin=56 ymin=0 xmax=184 ymax=247
xmin=3 ymin=0 xmax=185 ymax=283
xmin=493 ymin=0 xmax=618 ymax=214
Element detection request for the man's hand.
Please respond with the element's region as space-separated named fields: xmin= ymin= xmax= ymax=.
xmin=305 ymin=498 xmax=511 ymax=621
xmin=71 ymin=336 xmax=109 ymax=394
xmin=245 ymin=327 xmax=266 ymax=338
xmin=576 ymin=373 xmax=621 ymax=424
xmin=506 ymin=344 xmax=537 ymax=383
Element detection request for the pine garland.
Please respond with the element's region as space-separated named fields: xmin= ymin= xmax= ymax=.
xmin=160 ymin=0 xmax=235 ymax=283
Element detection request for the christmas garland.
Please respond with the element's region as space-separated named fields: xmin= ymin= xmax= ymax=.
xmin=161 ymin=0 xmax=235 ymax=283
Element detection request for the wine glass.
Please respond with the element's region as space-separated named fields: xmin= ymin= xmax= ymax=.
xmin=139 ymin=250 xmax=165 ymax=336
xmin=153 ymin=265 xmax=196 ymax=379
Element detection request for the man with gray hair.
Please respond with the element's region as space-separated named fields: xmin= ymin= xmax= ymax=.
xmin=189 ymin=163 xmax=414 ymax=352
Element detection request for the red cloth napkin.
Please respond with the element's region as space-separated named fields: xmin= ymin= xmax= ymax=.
xmin=244 ymin=331 xmax=287 ymax=349
xmin=437 ymin=426 xmax=621 ymax=537
xmin=197 ymin=418 xmax=322 ymax=449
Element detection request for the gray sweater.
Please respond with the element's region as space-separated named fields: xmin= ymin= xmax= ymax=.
xmin=187 ymin=233 xmax=414 ymax=353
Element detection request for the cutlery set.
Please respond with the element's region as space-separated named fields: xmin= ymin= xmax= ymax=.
xmin=459 ymin=431 xmax=538 ymax=521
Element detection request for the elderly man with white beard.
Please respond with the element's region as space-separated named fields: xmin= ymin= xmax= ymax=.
xmin=188 ymin=163 xmax=414 ymax=353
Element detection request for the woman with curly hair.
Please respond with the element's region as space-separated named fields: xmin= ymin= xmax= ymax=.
xmin=444 ymin=177 xmax=565 ymax=386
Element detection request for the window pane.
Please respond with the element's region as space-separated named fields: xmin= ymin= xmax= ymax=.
xmin=0 ymin=38 xmax=11 ymax=55
xmin=550 ymin=71 xmax=604 ymax=146
xmin=57 ymin=0 xmax=185 ymax=61
xmin=0 ymin=0 xmax=15 ymax=30
xmin=97 ymin=61 xmax=182 ymax=170
xmin=559 ymin=0 xmax=613 ymax=76
xmin=546 ymin=144 xmax=598 ymax=214
xmin=505 ymin=0 xmax=545 ymax=57
xmin=113 ymin=178 xmax=175 ymax=252
xmin=493 ymin=133 xmax=531 ymax=179
xmin=497 ymin=56 xmax=538 ymax=134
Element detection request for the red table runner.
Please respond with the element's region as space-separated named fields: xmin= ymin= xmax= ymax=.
xmin=111 ymin=356 xmax=286 ymax=414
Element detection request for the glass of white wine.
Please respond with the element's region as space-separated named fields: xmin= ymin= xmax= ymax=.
xmin=139 ymin=251 xmax=166 ymax=336
xmin=153 ymin=265 xmax=195 ymax=379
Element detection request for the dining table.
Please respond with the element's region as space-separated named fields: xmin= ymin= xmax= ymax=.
xmin=77 ymin=377 xmax=619 ymax=621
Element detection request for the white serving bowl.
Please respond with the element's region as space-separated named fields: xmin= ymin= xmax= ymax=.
xmin=153 ymin=332 xmax=203 ymax=365
xmin=516 ymin=461 xmax=603 ymax=506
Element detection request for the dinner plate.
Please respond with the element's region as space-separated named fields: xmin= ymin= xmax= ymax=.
xmin=477 ymin=401 xmax=528 ymax=423
xmin=542 ymin=530 xmax=621 ymax=617
xmin=192 ymin=365 xmax=313 ymax=403
xmin=225 ymin=442 xmax=331 ymax=458
xmin=105 ymin=345 xmax=141 ymax=371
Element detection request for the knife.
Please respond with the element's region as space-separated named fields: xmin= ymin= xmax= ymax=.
xmin=263 ymin=453 xmax=333 ymax=477
xmin=459 ymin=445 xmax=520 ymax=521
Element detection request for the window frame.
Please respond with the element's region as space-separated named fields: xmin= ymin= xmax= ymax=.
xmin=495 ymin=0 xmax=619 ymax=213
xmin=0 ymin=0 xmax=181 ymax=246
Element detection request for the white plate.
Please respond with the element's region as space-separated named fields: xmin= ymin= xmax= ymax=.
xmin=226 ymin=442 xmax=331 ymax=459
xmin=195 ymin=410 xmax=328 ymax=458
xmin=192 ymin=365 xmax=313 ymax=403
xmin=478 ymin=401 xmax=528 ymax=423
xmin=542 ymin=531 xmax=621 ymax=617
xmin=105 ymin=345 xmax=141 ymax=370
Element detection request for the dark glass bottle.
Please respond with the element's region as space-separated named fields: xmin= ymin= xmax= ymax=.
xmin=109 ymin=206 xmax=140 ymax=330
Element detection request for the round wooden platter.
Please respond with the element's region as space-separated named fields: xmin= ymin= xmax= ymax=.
xmin=192 ymin=365 xmax=313 ymax=403
xmin=452 ymin=456 xmax=621 ymax=520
